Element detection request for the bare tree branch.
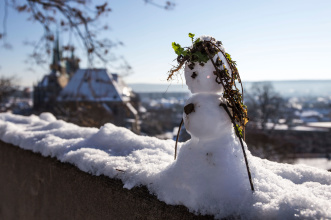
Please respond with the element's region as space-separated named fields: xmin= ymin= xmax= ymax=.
xmin=1 ymin=0 xmax=174 ymax=72
xmin=0 ymin=75 xmax=17 ymax=104
xmin=144 ymin=0 xmax=175 ymax=10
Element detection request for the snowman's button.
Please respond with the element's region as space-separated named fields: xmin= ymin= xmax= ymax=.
xmin=184 ymin=103 xmax=195 ymax=115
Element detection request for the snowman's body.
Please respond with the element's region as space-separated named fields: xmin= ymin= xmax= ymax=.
xmin=156 ymin=36 xmax=252 ymax=213
xmin=157 ymin=92 xmax=252 ymax=215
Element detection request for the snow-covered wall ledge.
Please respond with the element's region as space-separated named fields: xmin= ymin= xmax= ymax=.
xmin=0 ymin=112 xmax=331 ymax=219
xmin=0 ymin=141 xmax=211 ymax=220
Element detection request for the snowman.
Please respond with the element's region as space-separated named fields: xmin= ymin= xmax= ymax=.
xmin=157 ymin=35 xmax=254 ymax=209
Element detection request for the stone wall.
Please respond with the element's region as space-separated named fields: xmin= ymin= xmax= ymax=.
xmin=0 ymin=141 xmax=213 ymax=220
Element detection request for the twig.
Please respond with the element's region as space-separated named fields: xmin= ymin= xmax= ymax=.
xmin=174 ymin=118 xmax=183 ymax=160
xmin=220 ymin=103 xmax=254 ymax=192
xmin=168 ymin=61 xmax=185 ymax=81
xmin=115 ymin=168 xmax=125 ymax=173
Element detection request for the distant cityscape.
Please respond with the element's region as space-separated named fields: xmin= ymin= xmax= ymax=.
xmin=133 ymin=81 xmax=331 ymax=170
xmin=1 ymin=40 xmax=330 ymax=170
xmin=130 ymin=80 xmax=331 ymax=98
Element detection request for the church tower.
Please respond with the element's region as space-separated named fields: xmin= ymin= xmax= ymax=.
xmin=65 ymin=49 xmax=80 ymax=78
xmin=33 ymin=32 xmax=69 ymax=110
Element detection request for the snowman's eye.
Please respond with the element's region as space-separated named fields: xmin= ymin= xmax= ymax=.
xmin=191 ymin=72 xmax=197 ymax=79
xmin=184 ymin=103 xmax=195 ymax=115
xmin=188 ymin=63 xmax=195 ymax=70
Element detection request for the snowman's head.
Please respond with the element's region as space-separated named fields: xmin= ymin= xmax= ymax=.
xmin=184 ymin=51 xmax=232 ymax=94
xmin=183 ymin=93 xmax=232 ymax=141
xmin=170 ymin=34 xmax=249 ymax=138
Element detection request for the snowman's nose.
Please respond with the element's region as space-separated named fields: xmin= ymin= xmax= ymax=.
xmin=191 ymin=72 xmax=197 ymax=79
xmin=184 ymin=103 xmax=195 ymax=115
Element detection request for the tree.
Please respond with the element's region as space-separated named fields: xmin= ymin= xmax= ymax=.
xmin=0 ymin=76 xmax=17 ymax=104
xmin=244 ymin=82 xmax=298 ymax=162
xmin=0 ymin=0 xmax=174 ymax=68
xmin=246 ymin=82 xmax=285 ymax=131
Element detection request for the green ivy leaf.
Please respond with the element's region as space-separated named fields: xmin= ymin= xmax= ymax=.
xmin=235 ymin=124 xmax=243 ymax=137
xmin=192 ymin=51 xmax=209 ymax=63
xmin=194 ymin=38 xmax=200 ymax=44
xmin=188 ymin=33 xmax=195 ymax=42
xmin=172 ymin=42 xmax=184 ymax=56
xmin=225 ymin=53 xmax=237 ymax=66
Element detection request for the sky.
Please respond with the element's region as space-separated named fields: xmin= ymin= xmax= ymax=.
xmin=0 ymin=0 xmax=331 ymax=87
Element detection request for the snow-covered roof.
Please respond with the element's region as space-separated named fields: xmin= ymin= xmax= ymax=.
xmin=40 ymin=75 xmax=49 ymax=87
xmin=295 ymin=158 xmax=331 ymax=171
xmin=297 ymin=110 xmax=323 ymax=118
xmin=307 ymin=122 xmax=331 ymax=129
xmin=58 ymin=69 xmax=131 ymax=102
xmin=0 ymin=112 xmax=330 ymax=219
xmin=264 ymin=122 xmax=329 ymax=132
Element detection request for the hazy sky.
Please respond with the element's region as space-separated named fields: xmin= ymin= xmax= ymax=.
xmin=0 ymin=0 xmax=330 ymax=87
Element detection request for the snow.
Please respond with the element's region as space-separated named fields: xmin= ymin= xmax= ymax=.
xmin=298 ymin=110 xmax=322 ymax=118
xmin=263 ymin=122 xmax=329 ymax=132
xmin=2 ymin=35 xmax=331 ymax=219
xmin=0 ymin=112 xmax=330 ymax=219
xmin=307 ymin=122 xmax=331 ymax=129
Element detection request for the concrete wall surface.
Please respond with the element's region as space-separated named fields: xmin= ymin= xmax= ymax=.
xmin=0 ymin=141 xmax=214 ymax=220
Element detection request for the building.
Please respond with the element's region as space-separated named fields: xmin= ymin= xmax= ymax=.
xmin=57 ymin=68 xmax=140 ymax=133
xmin=33 ymin=34 xmax=139 ymax=132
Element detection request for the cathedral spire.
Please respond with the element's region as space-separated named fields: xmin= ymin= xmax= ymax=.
xmin=66 ymin=48 xmax=80 ymax=77
xmin=50 ymin=30 xmax=62 ymax=73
